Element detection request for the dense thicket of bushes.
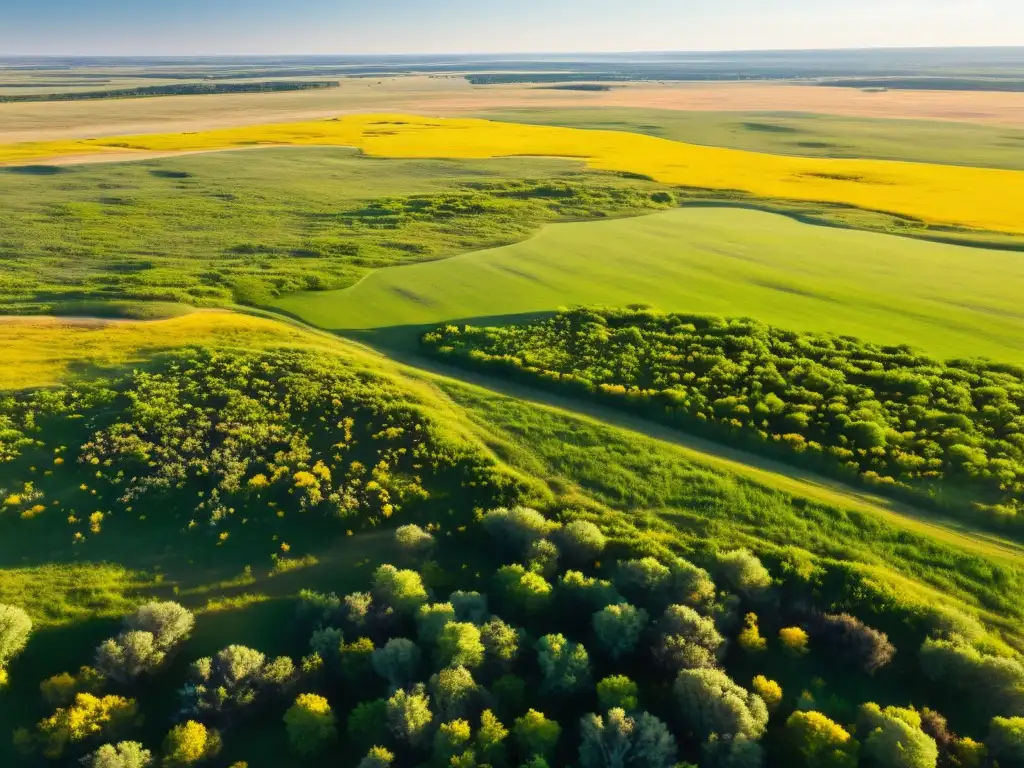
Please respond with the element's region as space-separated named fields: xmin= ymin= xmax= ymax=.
xmin=422 ymin=307 xmax=1024 ymax=529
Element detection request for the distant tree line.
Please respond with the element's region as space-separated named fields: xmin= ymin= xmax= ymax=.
xmin=0 ymin=81 xmax=338 ymax=103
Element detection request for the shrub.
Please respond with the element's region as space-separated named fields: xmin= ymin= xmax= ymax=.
xmin=482 ymin=506 xmax=558 ymax=555
xmin=752 ymin=676 xmax=782 ymax=711
xmin=0 ymin=604 xmax=33 ymax=667
xmin=283 ymin=693 xmax=337 ymax=756
xmin=162 ymin=721 xmax=221 ymax=767
xmin=597 ymin=675 xmax=640 ymax=713
xmin=738 ymin=613 xmax=767 ymax=652
xmin=514 ymin=709 xmax=561 ymax=760
xmin=786 ymin=710 xmax=859 ymax=768
xmin=556 ymin=520 xmax=607 ymax=564
xmin=579 ymin=708 xmax=677 ymax=768
xmin=536 ymin=633 xmax=592 ymax=696
xmin=673 ymin=668 xmax=769 ymax=741
xmin=717 ymin=550 xmax=772 ymax=598
xmin=394 ymin=524 xmax=435 ymax=558
xmin=858 ymin=703 xmax=938 ymax=768
xmin=816 ymin=614 xmax=895 ymax=675
xmin=592 ymin=603 xmax=649 ymax=659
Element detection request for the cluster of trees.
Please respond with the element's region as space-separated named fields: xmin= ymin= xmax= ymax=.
xmin=423 ymin=308 xmax=1024 ymax=528
xmin=0 ymin=348 xmax=518 ymax=547
xmin=6 ymin=503 xmax=1024 ymax=766
xmin=0 ymin=81 xmax=338 ymax=104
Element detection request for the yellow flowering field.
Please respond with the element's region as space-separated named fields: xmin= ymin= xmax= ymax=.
xmin=3 ymin=113 xmax=1023 ymax=234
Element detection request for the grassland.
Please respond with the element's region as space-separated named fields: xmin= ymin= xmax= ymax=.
xmin=3 ymin=114 xmax=1022 ymax=235
xmin=479 ymin=107 xmax=1024 ymax=170
xmin=275 ymin=207 xmax=1024 ymax=362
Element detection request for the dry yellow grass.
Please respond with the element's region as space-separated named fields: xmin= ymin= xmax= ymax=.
xmin=3 ymin=113 xmax=1022 ymax=234
xmin=0 ymin=311 xmax=329 ymax=389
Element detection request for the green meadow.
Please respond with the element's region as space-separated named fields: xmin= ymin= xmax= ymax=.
xmin=274 ymin=207 xmax=1024 ymax=362
xmin=479 ymin=107 xmax=1024 ymax=170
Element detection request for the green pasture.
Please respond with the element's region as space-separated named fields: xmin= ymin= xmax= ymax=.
xmin=479 ymin=107 xmax=1024 ymax=170
xmin=274 ymin=207 xmax=1024 ymax=362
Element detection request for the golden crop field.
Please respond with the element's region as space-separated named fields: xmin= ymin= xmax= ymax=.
xmin=3 ymin=113 xmax=1024 ymax=234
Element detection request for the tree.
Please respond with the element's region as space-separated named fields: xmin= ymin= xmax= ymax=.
xmin=342 ymin=592 xmax=374 ymax=630
xmin=614 ymin=558 xmax=671 ymax=603
xmin=41 ymin=667 xmax=103 ymax=708
xmin=430 ymin=665 xmax=479 ymax=720
xmin=162 ymin=722 xmax=221 ymax=767
xmin=395 ymin=524 xmax=435 ymax=559
xmin=83 ymin=741 xmax=153 ymax=768
xmin=597 ymin=675 xmax=639 ymax=713
xmin=786 ymin=711 xmax=859 ymax=768
xmin=125 ymin=602 xmax=194 ymax=651
xmin=95 ymin=631 xmax=164 ymax=683
xmin=372 ymin=638 xmax=422 ymax=690
xmin=493 ymin=674 xmax=528 ymax=719
xmin=779 ymin=627 xmax=809 ymax=656
xmin=372 ymin=564 xmax=429 ymax=615
xmin=674 ymin=668 xmax=769 ymax=741
xmin=559 ymin=571 xmax=623 ymax=614
xmin=450 ymin=591 xmax=489 ymax=624
xmin=702 ymin=734 xmax=765 ymax=768
xmin=579 ymin=708 xmax=677 ymax=768
xmin=478 ymin=709 xmax=510 ymax=766
xmin=656 ymin=604 xmax=725 ymax=672
xmin=481 ymin=617 xmax=521 ymax=665
xmin=437 ymin=622 xmax=485 ymax=668
xmin=357 ymin=746 xmax=395 ymax=768
xmin=751 ymin=677 xmax=782 ymax=712
xmin=858 ymin=704 xmax=938 ymax=768
xmin=738 ymin=614 xmax=767 ymax=652
xmin=496 ymin=565 xmax=553 ymax=616
xmin=920 ymin=638 xmax=1024 ymax=719
xmin=37 ymin=693 xmax=140 ymax=758
xmin=527 ymin=539 xmax=560 ymax=578
xmin=482 ymin=507 xmax=558 ymax=555
xmin=283 ymin=693 xmax=337 ymax=756
xmin=348 ymin=699 xmax=389 ymax=751
xmin=0 ymin=604 xmax=33 ymax=667
xmin=987 ymin=716 xmax=1024 ymax=768
xmin=386 ymin=684 xmax=433 ymax=747
xmin=717 ymin=550 xmax=772 ymax=599
xmin=556 ymin=520 xmax=607 ymax=564
xmin=536 ymin=633 xmax=591 ymax=696
xmin=817 ymin=614 xmax=895 ymax=675
xmin=340 ymin=637 xmax=376 ymax=683
xmin=310 ymin=627 xmax=344 ymax=671
xmin=417 ymin=603 xmax=457 ymax=647
xmin=514 ymin=709 xmax=561 ymax=760
xmin=667 ymin=558 xmax=716 ymax=609
xmin=435 ymin=719 xmax=473 ymax=765
xmin=592 ymin=603 xmax=649 ymax=659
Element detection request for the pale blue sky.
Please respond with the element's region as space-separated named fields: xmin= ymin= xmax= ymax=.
xmin=1 ymin=0 xmax=1021 ymax=55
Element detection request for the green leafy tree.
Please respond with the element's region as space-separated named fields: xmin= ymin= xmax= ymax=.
xmin=340 ymin=637 xmax=375 ymax=683
xmin=674 ymin=668 xmax=769 ymax=741
xmin=372 ymin=638 xmax=422 ymax=690
xmin=450 ymin=591 xmax=489 ymax=624
xmin=372 ymin=565 xmax=429 ymax=615
xmin=387 ymin=683 xmax=433 ymax=747
xmin=283 ymin=693 xmax=337 ymax=756
xmin=578 ymin=708 xmax=677 ymax=768
xmin=161 ymin=721 xmax=221 ymax=767
xmin=496 ymin=565 xmax=553 ymax=616
xmin=514 ymin=709 xmax=561 ymax=761
xmin=430 ymin=665 xmax=479 ymax=720
xmin=536 ymin=633 xmax=592 ymax=696
xmin=614 ymin=558 xmax=671 ymax=603
xmin=986 ymin=716 xmax=1024 ymax=767
xmin=858 ymin=704 xmax=938 ymax=768
xmin=37 ymin=693 xmax=140 ymax=759
xmin=418 ymin=603 xmax=457 ymax=647
xmin=348 ymin=699 xmax=390 ymax=751
xmin=395 ymin=524 xmax=435 ymax=559
xmin=786 ymin=710 xmax=859 ymax=768
xmin=482 ymin=507 xmax=559 ymax=555
xmin=656 ymin=604 xmax=726 ymax=671
xmin=717 ymin=550 xmax=772 ymax=599
xmin=478 ymin=709 xmax=510 ymax=767
xmin=438 ymin=622 xmax=485 ymax=668
xmin=597 ymin=675 xmax=639 ymax=713
xmin=95 ymin=631 xmax=164 ymax=683
xmin=357 ymin=746 xmax=395 ymax=768
xmin=310 ymin=627 xmax=344 ymax=671
xmin=527 ymin=539 xmax=560 ymax=578
xmin=125 ymin=602 xmax=194 ymax=651
xmin=493 ymin=674 xmax=528 ymax=719
xmin=592 ymin=603 xmax=649 ymax=659
xmin=435 ymin=719 xmax=473 ymax=766
xmin=83 ymin=742 xmax=153 ymax=768
xmin=481 ymin=617 xmax=521 ymax=666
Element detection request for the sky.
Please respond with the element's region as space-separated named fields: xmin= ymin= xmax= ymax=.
xmin=1 ymin=0 xmax=1021 ymax=56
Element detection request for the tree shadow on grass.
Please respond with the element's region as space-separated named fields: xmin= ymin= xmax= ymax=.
xmin=1 ymin=164 xmax=69 ymax=175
